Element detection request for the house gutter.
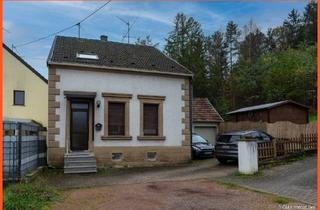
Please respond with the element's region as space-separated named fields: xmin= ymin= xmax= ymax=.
xmin=47 ymin=61 xmax=193 ymax=78
xmin=189 ymin=78 xmax=193 ymax=159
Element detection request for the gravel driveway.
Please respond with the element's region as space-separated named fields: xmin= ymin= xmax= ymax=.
xmin=52 ymin=179 xmax=303 ymax=210
xmin=46 ymin=157 xmax=315 ymax=209
xmin=46 ymin=158 xmax=237 ymax=189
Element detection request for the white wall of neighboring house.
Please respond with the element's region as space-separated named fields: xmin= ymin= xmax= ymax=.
xmin=55 ymin=69 xmax=185 ymax=148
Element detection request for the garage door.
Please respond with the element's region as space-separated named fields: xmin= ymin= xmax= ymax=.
xmin=194 ymin=126 xmax=217 ymax=145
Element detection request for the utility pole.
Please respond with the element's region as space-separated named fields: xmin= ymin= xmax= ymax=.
xmin=127 ymin=22 xmax=130 ymax=44
xmin=77 ymin=23 xmax=81 ymax=38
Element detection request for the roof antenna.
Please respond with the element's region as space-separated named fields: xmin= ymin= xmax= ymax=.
xmin=116 ymin=16 xmax=130 ymax=43
xmin=76 ymin=23 xmax=81 ymax=38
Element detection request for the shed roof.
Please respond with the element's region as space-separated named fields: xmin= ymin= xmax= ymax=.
xmin=227 ymin=100 xmax=309 ymax=115
xmin=192 ymin=98 xmax=224 ymax=123
xmin=47 ymin=36 xmax=193 ymax=77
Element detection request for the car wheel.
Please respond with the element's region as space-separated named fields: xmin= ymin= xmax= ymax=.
xmin=217 ymin=158 xmax=228 ymax=164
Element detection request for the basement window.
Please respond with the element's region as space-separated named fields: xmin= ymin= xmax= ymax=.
xmin=76 ymin=53 xmax=99 ymax=60
xmin=147 ymin=152 xmax=157 ymax=161
xmin=112 ymin=153 xmax=123 ymax=161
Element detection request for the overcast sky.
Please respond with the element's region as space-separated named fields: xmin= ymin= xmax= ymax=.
xmin=4 ymin=1 xmax=307 ymax=78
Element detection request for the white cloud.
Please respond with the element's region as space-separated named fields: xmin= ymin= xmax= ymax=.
xmin=32 ymin=1 xmax=95 ymax=11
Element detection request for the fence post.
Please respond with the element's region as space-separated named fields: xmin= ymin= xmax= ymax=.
xmin=273 ymin=138 xmax=277 ymax=158
xmin=238 ymin=137 xmax=258 ymax=174
xmin=37 ymin=126 xmax=40 ymax=167
xmin=300 ymin=134 xmax=304 ymax=153
xmin=17 ymin=123 xmax=22 ymax=180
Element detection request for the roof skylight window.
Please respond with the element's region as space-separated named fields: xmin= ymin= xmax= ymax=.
xmin=76 ymin=53 xmax=99 ymax=60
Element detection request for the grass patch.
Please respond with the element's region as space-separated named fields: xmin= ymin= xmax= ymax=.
xmin=273 ymin=196 xmax=291 ymax=204
xmin=215 ymin=181 xmax=241 ymax=190
xmin=216 ymin=181 xmax=296 ymax=205
xmin=4 ymin=180 xmax=59 ymax=210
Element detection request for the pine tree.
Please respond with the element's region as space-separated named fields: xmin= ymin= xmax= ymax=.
xmin=265 ymin=28 xmax=277 ymax=53
xmin=206 ymin=31 xmax=229 ymax=110
xmin=239 ymin=20 xmax=266 ymax=63
xmin=283 ymin=9 xmax=303 ymax=48
xmin=164 ymin=13 xmax=208 ymax=97
xmin=303 ymin=0 xmax=317 ymax=45
xmin=225 ymin=21 xmax=240 ymax=72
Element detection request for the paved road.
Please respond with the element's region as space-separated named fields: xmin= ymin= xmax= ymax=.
xmin=220 ymin=155 xmax=317 ymax=206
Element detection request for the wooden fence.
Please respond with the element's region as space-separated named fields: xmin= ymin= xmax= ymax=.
xmin=258 ymin=134 xmax=317 ymax=162
xmin=219 ymin=121 xmax=317 ymax=138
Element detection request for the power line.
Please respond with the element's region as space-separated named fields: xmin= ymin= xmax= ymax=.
xmin=15 ymin=24 xmax=77 ymax=48
xmin=14 ymin=0 xmax=112 ymax=48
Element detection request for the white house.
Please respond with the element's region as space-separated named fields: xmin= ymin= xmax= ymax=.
xmin=47 ymin=36 xmax=193 ymax=173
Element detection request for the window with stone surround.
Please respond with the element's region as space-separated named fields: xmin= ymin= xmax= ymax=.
xmin=138 ymin=95 xmax=165 ymax=141
xmin=101 ymin=93 xmax=132 ymax=140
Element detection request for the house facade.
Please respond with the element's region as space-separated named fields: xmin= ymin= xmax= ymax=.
xmin=3 ymin=44 xmax=48 ymax=127
xmin=47 ymin=36 xmax=193 ymax=171
xmin=192 ymin=98 xmax=223 ymax=145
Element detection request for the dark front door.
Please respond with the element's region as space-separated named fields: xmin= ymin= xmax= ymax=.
xmin=70 ymin=102 xmax=89 ymax=151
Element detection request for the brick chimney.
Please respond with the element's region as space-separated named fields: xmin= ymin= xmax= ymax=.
xmin=100 ymin=35 xmax=108 ymax=42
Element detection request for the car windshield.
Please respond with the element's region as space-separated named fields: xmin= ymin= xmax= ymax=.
xmin=192 ymin=135 xmax=208 ymax=144
xmin=217 ymin=135 xmax=241 ymax=143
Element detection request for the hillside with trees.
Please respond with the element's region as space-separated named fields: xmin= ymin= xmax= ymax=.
xmin=163 ymin=1 xmax=317 ymax=117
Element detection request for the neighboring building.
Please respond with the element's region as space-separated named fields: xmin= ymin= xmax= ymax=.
xmin=227 ymin=100 xmax=309 ymax=124
xmin=192 ymin=98 xmax=223 ymax=145
xmin=47 ymin=36 xmax=193 ymax=172
xmin=3 ymin=44 xmax=48 ymax=127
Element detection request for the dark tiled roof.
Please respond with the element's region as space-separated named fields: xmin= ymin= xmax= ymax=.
xmin=3 ymin=44 xmax=48 ymax=84
xmin=192 ymin=98 xmax=224 ymax=123
xmin=227 ymin=100 xmax=309 ymax=115
xmin=47 ymin=36 xmax=192 ymax=76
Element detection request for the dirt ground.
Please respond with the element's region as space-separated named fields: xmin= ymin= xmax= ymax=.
xmin=52 ymin=179 xmax=301 ymax=210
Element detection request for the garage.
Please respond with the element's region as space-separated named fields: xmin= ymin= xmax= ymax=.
xmin=193 ymin=124 xmax=218 ymax=145
xmin=192 ymin=98 xmax=223 ymax=145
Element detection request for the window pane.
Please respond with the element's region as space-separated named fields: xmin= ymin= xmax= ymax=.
xmin=143 ymin=104 xmax=158 ymax=136
xmin=14 ymin=91 xmax=25 ymax=105
xmin=108 ymin=102 xmax=125 ymax=136
xmin=71 ymin=103 xmax=89 ymax=109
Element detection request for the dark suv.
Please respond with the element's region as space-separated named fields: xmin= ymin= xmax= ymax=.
xmin=215 ymin=130 xmax=273 ymax=164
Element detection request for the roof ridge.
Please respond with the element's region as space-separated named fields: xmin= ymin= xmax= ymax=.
xmin=56 ymin=35 xmax=155 ymax=49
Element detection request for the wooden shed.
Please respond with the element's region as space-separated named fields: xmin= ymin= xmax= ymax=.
xmin=226 ymin=100 xmax=309 ymax=124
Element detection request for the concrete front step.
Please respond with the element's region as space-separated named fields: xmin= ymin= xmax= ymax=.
xmin=64 ymin=152 xmax=97 ymax=174
xmin=64 ymin=166 xmax=97 ymax=174
xmin=64 ymin=160 xmax=97 ymax=167
xmin=65 ymin=153 xmax=95 ymax=158
xmin=65 ymin=156 xmax=96 ymax=162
